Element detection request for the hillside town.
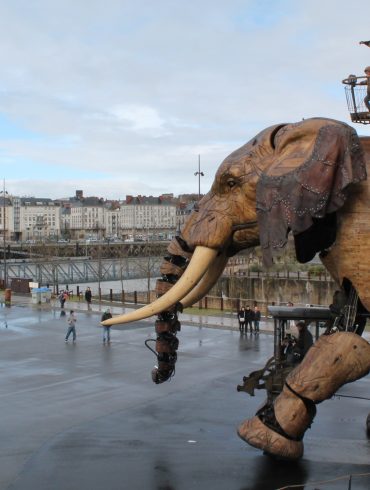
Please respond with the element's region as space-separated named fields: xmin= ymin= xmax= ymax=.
xmin=0 ymin=190 xmax=201 ymax=242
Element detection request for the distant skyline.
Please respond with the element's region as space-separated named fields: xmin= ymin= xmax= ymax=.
xmin=1 ymin=1 xmax=370 ymax=199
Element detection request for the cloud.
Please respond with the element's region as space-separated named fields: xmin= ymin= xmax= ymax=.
xmin=0 ymin=1 xmax=369 ymax=199
xmin=109 ymin=104 xmax=169 ymax=136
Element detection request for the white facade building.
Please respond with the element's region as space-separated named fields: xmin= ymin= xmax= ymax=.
xmin=0 ymin=196 xmax=13 ymax=240
xmin=120 ymin=198 xmax=176 ymax=233
xmin=105 ymin=208 xmax=121 ymax=237
xmin=20 ymin=198 xmax=60 ymax=240
xmin=2 ymin=192 xmax=180 ymax=241
xmin=67 ymin=199 xmax=106 ymax=239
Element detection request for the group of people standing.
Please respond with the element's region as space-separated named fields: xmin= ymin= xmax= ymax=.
xmin=58 ymin=287 xmax=112 ymax=344
xmin=237 ymin=305 xmax=261 ymax=333
xmin=61 ymin=285 xmax=111 ymax=344
xmin=59 ymin=287 xmax=93 ymax=310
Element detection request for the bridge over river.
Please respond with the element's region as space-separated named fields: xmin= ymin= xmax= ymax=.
xmin=5 ymin=240 xmax=169 ymax=260
xmin=1 ymin=256 xmax=163 ymax=287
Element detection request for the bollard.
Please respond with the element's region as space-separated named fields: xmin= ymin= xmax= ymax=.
xmin=121 ymin=290 xmax=125 ymax=304
xmin=110 ymin=289 xmax=113 ymax=301
xmin=4 ymin=288 xmax=11 ymax=306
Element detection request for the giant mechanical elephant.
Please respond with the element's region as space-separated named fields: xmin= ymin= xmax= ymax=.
xmin=103 ymin=117 xmax=370 ymax=460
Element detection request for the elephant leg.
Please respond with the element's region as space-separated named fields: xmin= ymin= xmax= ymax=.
xmin=238 ymin=332 xmax=370 ymax=459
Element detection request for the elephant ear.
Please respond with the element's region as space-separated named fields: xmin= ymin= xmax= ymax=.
xmin=256 ymin=118 xmax=367 ymax=266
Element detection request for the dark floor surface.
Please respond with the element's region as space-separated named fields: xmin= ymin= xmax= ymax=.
xmin=1 ymin=304 xmax=369 ymax=490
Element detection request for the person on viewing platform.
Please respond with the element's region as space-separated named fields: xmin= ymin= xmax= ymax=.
xmin=358 ymin=66 xmax=370 ymax=111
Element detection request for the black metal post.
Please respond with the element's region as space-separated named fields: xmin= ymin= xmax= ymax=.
xmin=194 ymin=155 xmax=204 ymax=200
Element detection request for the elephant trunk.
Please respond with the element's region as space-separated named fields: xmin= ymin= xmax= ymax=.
xmin=147 ymin=235 xmax=223 ymax=384
xmin=101 ymin=234 xmax=226 ymax=383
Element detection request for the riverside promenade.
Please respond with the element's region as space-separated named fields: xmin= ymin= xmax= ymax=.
xmin=7 ymin=292 xmax=370 ymax=339
xmin=1 ymin=293 xmax=369 ymax=490
xmin=7 ymin=292 xmax=275 ymax=332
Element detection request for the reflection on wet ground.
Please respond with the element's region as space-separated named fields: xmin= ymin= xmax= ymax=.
xmin=0 ymin=304 xmax=369 ymax=489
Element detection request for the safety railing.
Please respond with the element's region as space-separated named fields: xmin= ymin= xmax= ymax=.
xmin=343 ymin=75 xmax=370 ymax=124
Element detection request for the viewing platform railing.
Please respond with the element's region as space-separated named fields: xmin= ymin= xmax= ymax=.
xmin=343 ymin=75 xmax=370 ymax=124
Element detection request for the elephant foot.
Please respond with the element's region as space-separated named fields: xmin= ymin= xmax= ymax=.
xmin=237 ymin=416 xmax=303 ymax=460
xmin=238 ymin=332 xmax=370 ymax=458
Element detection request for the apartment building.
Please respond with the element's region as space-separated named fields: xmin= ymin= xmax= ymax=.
xmin=105 ymin=206 xmax=121 ymax=237
xmin=120 ymin=195 xmax=177 ymax=235
xmin=54 ymin=191 xmax=118 ymax=239
xmin=65 ymin=198 xmax=106 ymax=239
xmin=2 ymin=191 xmax=187 ymax=241
xmin=0 ymin=195 xmax=13 ymax=240
xmin=20 ymin=198 xmax=60 ymax=241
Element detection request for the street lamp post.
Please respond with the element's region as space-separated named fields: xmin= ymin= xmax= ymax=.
xmin=2 ymin=179 xmax=7 ymax=289
xmin=194 ymin=154 xmax=204 ymax=200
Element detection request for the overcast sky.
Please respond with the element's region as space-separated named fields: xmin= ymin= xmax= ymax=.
xmin=0 ymin=0 xmax=369 ymax=200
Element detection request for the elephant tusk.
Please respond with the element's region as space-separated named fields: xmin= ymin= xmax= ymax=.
xmin=180 ymin=253 xmax=229 ymax=308
xmin=102 ymin=246 xmax=218 ymax=326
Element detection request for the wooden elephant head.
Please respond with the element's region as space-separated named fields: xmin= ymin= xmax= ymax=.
xmin=104 ymin=118 xmax=367 ymax=325
xmin=181 ymin=118 xmax=366 ymax=264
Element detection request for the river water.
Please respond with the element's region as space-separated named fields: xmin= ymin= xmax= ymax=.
xmin=58 ymin=277 xmax=159 ymax=295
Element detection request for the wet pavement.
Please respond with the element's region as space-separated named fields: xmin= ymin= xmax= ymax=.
xmin=1 ymin=297 xmax=370 ymax=489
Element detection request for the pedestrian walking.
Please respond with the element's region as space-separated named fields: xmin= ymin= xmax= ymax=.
xmin=237 ymin=306 xmax=246 ymax=332
xmin=253 ymin=305 xmax=261 ymax=333
xmin=65 ymin=310 xmax=77 ymax=342
xmin=59 ymin=290 xmax=68 ymax=309
xmin=101 ymin=309 xmax=113 ymax=344
xmin=85 ymin=287 xmax=92 ymax=310
xmin=245 ymin=305 xmax=255 ymax=333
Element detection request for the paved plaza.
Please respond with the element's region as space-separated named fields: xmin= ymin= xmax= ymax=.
xmin=1 ymin=298 xmax=370 ymax=489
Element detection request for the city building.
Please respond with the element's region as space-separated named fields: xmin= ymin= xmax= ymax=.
xmin=0 ymin=190 xmax=187 ymax=242
xmin=120 ymin=195 xmax=177 ymax=239
xmin=20 ymin=198 xmax=60 ymax=241
xmin=0 ymin=195 xmax=13 ymax=241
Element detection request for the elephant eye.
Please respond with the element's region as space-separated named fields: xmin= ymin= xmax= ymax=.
xmin=227 ymin=178 xmax=237 ymax=189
